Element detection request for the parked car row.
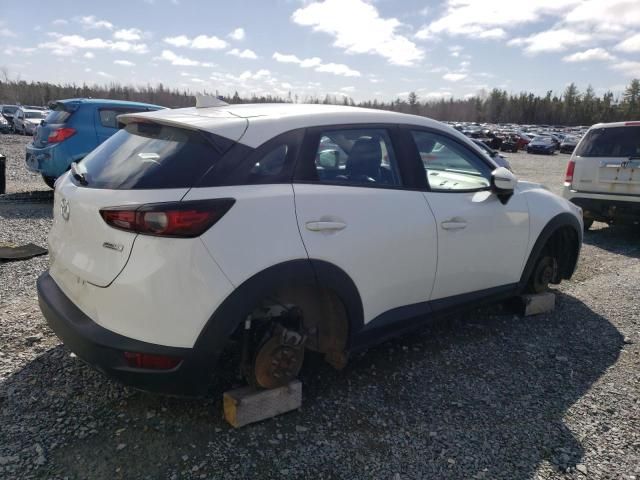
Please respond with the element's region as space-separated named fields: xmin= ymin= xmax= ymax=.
xmin=1 ymin=104 xmax=49 ymax=134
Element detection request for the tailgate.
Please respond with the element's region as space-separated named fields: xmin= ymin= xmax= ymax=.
xmin=50 ymin=178 xmax=188 ymax=287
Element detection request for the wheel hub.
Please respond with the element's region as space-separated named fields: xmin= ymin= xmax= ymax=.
xmin=253 ymin=326 xmax=305 ymax=389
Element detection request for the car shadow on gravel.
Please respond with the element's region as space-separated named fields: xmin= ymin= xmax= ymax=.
xmin=0 ymin=291 xmax=623 ymax=480
xmin=583 ymin=224 xmax=640 ymax=259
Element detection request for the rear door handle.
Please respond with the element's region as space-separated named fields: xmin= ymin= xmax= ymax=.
xmin=305 ymin=221 xmax=347 ymax=232
xmin=441 ymin=218 xmax=467 ymax=230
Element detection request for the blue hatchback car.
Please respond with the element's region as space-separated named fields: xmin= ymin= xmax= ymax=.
xmin=26 ymin=98 xmax=164 ymax=187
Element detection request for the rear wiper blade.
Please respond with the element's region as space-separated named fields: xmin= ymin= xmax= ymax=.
xmin=70 ymin=162 xmax=88 ymax=185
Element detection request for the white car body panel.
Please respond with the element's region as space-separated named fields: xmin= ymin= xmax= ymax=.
xmin=42 ymin=103 xmax=583 ymax=371
xmin=184 ymin=184 xmax=308 ymax=287
xmin=425 ymin=189 xmax=530 ymax=299
xmin=293 ymin=184 xmax=438 ymax=323
xmin=49 ymin=234 xmax=234 ymax=348
xmin=50 ymin=176 xmax=189 ymax=287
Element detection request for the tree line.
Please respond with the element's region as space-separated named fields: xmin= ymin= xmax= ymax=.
xmin=1 ymin=72 xmax=638 ymax=126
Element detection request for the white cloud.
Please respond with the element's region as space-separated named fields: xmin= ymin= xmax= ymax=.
xmin=508 ymin=28 xmax=592 ymax=53
xmin=291 ymin=0 xmax=423 ymax=66
xmin=39 ymin=34 xmax=148 ymax=55
xmin=157 ymin=49 xmax=213 ymax=67
xmin=227 ymin=48 xmax=258 ymax=59
xmin=616 ymin=33 xmax=640 ymax=53
xmin=84 ymin=52 xmax=95 ymax=59
xmin=114 ymin=59 xmax=135 ymax=66
xmin=272 ymin=51 xmax=360 ymax=77
xmin=114 ymin=28 xmax=142 ymax=41
xmin=228 ymin=28 xmax=245 ymax=41
xmin=191 ymin=78 xmax=205 ymax=83
xmin=340 ymin=86 xmax=356 ymax=92
xmin=416 ymin=0 xmax=580 ymax=39
xmin=610 ymin=60 xmax=640 ymax=76
xmin=77 ymin=16 xmax=114 ymax=30
xmin=52 ymin=19 xmax=68 ymax=26
xmin=273 ymin=52 xmax=301 ymax=64
xmin=3 ymin=46 xmax=35 ymax=56
xmin=477 ymin=28 xmax=507 ymax=39
xmin=563 ymin=48 xmax=616 ymax=62
xmin=0 ymin=27 xmax=16 ymax=37
xmin=97 ymin=71 xmax=113 ymax=77
xmin=315 ymin=62 xmax=361 ymax=77
xmin=164 ymin=34 xmax=227 ymax=50
xmin=443 ymin=73 xmax=467 ymax=82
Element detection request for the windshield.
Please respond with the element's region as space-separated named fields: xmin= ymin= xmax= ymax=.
xmin=2 ymin=106 xmax=18 ymax=115
xmin=575 ymin=126 xmax=640 ymax=158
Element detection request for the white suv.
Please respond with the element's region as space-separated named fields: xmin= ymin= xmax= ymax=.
xmin=38 ymin=103 xmax=583 ymax=395
xmin=563 ymin=121 xmax=640 ymax=230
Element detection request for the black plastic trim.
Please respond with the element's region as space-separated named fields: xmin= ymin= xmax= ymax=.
xmin=518 ymin=212 xmax=582 ymax=287
xmin=37 ymin=272 xmax=203 ymax=395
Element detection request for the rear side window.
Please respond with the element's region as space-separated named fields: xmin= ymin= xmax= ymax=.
xmin=76 ymin=123 xmax=232 ymax=189
xmin=45 ymin=104 xmax=72 ymax=124
xmin=195 ymin=129 xmax=303 ymax=187
xmin=99 ymin=108 xmax=147 ymax=129
xmin=575 ymin=126 xmax=640 ymax=157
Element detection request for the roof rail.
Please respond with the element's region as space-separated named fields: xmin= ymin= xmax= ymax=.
xmin=195 ymin=95 xmax=229 ymax=109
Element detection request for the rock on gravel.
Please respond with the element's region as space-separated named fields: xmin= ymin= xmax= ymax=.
xmin=1 ymin=135 xmax=639 ymax=480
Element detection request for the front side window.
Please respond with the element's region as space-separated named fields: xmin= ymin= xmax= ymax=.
xmin=411 ymin=130 xmax=491 ymax=192
xmin=311 ymin=128 xmax=402 ymax=187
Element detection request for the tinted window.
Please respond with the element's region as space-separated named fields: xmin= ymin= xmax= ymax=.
xmin=99 ymin=108 xmax=146 ymax=129
xmin=76 ymin=123 xmax=231 ymax=189
xmin=45 ymin=104 xmax=71 ymax=124
xmin=311 ymin=128 xmax=402 ymax=187
xmin=575 ymin=126 xmax=640 ymax=158
xmin=25 ymin=111 xmax=45 ymax=119
xmin=411 ymin=131 xmax=490 ymax=192
xmin=2 ymin=106 xmax=17 ymax=115
xmin=195 ymin=129 xmax=302 ymax=187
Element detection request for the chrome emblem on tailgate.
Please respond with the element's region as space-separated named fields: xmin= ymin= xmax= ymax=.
xmin=60 ymin=197 xmax=70 ymax=221
xmin=102 ymin=242 xmax=124 ymax=252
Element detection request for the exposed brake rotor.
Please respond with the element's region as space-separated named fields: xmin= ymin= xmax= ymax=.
xmin=253 ymin=325 xmax=306 ymax=389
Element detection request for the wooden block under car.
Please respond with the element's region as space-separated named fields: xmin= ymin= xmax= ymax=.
xmin=509 ymin=292 xmax=556 ymax=316
xmin=223 ymin=380 xmax=302 ymax=428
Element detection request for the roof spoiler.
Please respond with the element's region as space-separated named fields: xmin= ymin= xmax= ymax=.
xmin=195 ymin=95 xmax=229 ymax=109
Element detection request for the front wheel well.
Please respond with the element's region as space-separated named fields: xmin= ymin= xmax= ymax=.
xmin=543 ymin=225 xmax=580 ymax=283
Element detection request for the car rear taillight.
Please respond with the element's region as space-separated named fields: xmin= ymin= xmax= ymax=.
xmin=123 ymin=352 xmax=182 ymax=370
xmin=100 ymin=199 xmax=235 ymax=238
xmin=565 ymin=160 xmax=575 ymax=183
xmin=48 ymin=127 xmax=76 ymax=143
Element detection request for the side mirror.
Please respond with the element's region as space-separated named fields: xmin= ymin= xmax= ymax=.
xmin=491 ymin=167 xmax=517 ymax=204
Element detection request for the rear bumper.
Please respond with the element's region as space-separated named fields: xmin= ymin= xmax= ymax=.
xmin=25 ymin=142 xmax=78 ymax=177
xmin=564 ymin=189 xmax=640 ymax=223
xmin=37 ymin=272 xmax=220 ymax=395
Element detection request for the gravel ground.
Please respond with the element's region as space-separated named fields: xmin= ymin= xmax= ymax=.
xmin=1 ymin=134 xmax=639 ymax=479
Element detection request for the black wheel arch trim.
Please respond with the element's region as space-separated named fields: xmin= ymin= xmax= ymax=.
xmin=518 ymin=212 xmax=582 ymax=288
xmin=192 ymin=258 xmax=365 ymax=366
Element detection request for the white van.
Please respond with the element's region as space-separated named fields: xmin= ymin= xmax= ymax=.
xmin=563 ymin=121 xmax=640 ymax=230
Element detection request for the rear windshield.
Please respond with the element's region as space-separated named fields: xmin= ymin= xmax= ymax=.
xmin=45 ymin=104 xmax=72 ymax=124
xmin=25 ymin=111 xmax=45 ymax=119
xmin=75 ymin=123 xmax=232 ymax=189
xmin=2 ymin=106 xmax=17 ymax=115
xmin=576 ymin=126 xmax=640 ymax=158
